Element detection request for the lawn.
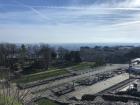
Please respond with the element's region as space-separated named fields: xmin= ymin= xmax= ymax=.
xmin=0 ymin=94 xmax=22 ymax=105
xmin=36 ymin=98 xmax=59 ymax=105
xmin=15 ymin=62 xmax=95 ymax=84
xmin=16 ymin=69 xmax=69 ymax=83
xmin=71 ymin=62 xmax=95 ymax=70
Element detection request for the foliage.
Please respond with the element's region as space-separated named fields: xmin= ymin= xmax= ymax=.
xmin=70 ymin=62 xmax=95 ymax=71
xmin=80 ymin=46 xmax=140 ymax=63
xmin=65 ymin=51 xmax=81 ymax=63
xmin=16 ymin=69 xmax=69 ymax=83
xmin=36 ymin=98 xmax=59 ymax=105
xmin=0 ymin=67 xmax=34 ymax=105
xmin=0 ymin=94 xmax=22 ymax=105
xmin=0 ymin=43 xmax=140 ymax=76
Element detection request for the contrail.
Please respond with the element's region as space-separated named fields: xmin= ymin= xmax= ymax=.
xmin=111 ymin=20 xmax=140 ymax=27
xmin=12 ymin=0 xmax=48 ymax=20
xmin=27 ymin=6 xmax=48 ymax=20
xmin=104 ymin=7 xmax=140 ymax=11
xmin=83 ymin=7 xmax=140 ymax=11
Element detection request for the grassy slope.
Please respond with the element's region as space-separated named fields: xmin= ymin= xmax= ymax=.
xmin=36 ymin=98 xmax=59 ymax=105
xmin=71 ymin=62 xmax=95 ymax=70
xmin=15 ymin=62 xmax=95 ymax=84
xmin=0 ymin=95 xmax=22 ymax=105
xmin=16 ymin=69 xmax=69 ymax=83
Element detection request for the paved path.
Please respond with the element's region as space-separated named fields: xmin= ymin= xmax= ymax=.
xmin=67 ymin=73 xmax=129 ymax=99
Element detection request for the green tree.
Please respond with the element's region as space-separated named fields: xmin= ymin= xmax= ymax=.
xmin=39 ymin=44 xmax=51 ymax=69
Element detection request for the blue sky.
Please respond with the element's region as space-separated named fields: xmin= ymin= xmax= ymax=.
xmin=0 ymin=0 xmax=140 ymax=43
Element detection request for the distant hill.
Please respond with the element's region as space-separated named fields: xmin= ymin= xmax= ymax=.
xmin=50 ymin=43 xmax=140 ymax=50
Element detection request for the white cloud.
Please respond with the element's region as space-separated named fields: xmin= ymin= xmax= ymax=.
xmin=1 ymin=0 xmax=140 ymax=43
xmin=119 ymin=0 xmax=140 ymax=8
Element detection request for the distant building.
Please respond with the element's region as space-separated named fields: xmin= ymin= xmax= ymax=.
xmin=130 ymin=58 xmax=140 ymax=73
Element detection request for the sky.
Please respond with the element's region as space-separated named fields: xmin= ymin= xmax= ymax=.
xmin=0 ymin=0 xmax=140 ymax=43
